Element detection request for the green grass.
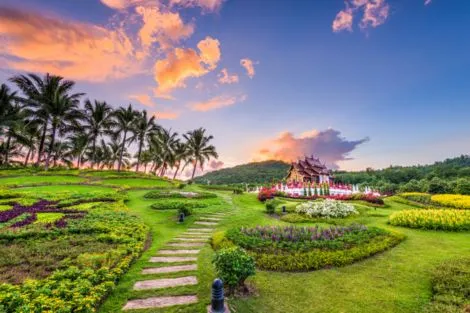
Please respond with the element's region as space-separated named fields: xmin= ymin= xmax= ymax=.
xmin=0 ymin=175 xmax=85 ymax=186
xmin=16 ymin=184 xmax=115 ymax=193
xmin=35 ymin=213 xmax=65 ymax=224
xmin=98 ymin=178 xmax=174 ymax=188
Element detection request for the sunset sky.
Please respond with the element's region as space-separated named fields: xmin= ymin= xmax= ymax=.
xmin=1 ymin=0 xmax=469 ymax=174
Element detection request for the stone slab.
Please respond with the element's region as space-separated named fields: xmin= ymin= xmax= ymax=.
xmin=195 ymin=221 xmax=217 ymax=226
xmin=167 ymin=242 xmax=205 ymax=248
xmin=123 ymin=295 xmax=198 ymax=310
xmin=150 ymin=256 xmax=197 ymax=263
xmin=199 ymin=217 xmax=222 ymax=221
xmin=174 ymin=238 xmax=207 ymax=242
xmin=142 ymin=264 xmax=197 ymax=274
xmin=187 ymin=228 xmax=213 ymax=232
xmin=158 ymin=249 xmax=200 ymax=255
xmin=133 ymin=276 xmax=198 ymax=290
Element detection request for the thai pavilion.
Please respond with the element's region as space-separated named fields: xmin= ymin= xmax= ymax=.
xmin=286 ymin=156 xmax=332 ymax=184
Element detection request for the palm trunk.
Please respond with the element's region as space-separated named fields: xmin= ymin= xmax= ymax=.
xmin=191 ymin=160 xmax=198 ymax=180
xmin=24 ymin=146 xmax=32 ymax=166
xmin=173 ymin=163 xmax=181 ymax=180
xmin=36 ymin=120 xmax=48 ymax=166
xmin=44 ymin=123 xmax=57 ymax=171
xmin=91 ymin=136 xmax=97 ymax=169
xmin=117 ymin=130 xmax=127 ymax=172
xmin=136 ymin=139 xmax=143 ymax=172
xmin=4 ymin=135 xmax=11 ymax=164
xmin=144 ymin=163 xmax=148 ymax=173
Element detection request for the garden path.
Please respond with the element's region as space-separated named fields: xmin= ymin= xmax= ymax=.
xmin=123 ymin=212 xmax=227 ymax=311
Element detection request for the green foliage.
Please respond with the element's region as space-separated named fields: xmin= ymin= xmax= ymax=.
xmin=149 ymin=199 xmax=216 ymax=210
xmin=194 ymin=160 xmax=290 ymax=184
xmin=35 ymin=213 xmax=65 ymax=224
xmin=177 ymin=206 xmax=193 ymax=217
xmin=211 ymin=231 xmax=235 ymax=250
xmin=424 ymin=258 xmax=470 ymax=313
xmin=199 ymin=184 xmax=243 ymax=194
xmin=252 ymin=232 xmax=404 ymax=272
xmin=399 ymin=192 xmax=432 ymax=204
xmin=144 ymin=190 xmax=217 ymax=199
xmin=213 ymin=247 xmax=256 ymax=293
xmin=265 ymin=199 xmax=280 ymax=214
xmin=454 ymin=178 xmax=470 ymax=195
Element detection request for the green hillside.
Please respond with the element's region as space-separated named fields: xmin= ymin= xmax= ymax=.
xmin=194 ymin=160 xmax=290 ymax=184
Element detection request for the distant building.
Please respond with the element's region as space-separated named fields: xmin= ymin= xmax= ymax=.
xmin=286 ymin=156 xmax=332 ymax=184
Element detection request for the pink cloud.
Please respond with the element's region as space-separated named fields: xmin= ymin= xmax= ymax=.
xmin=190 ymin=94 xmax=246 ymax=112
xmin=152 ymin=110 xmax=181 ymax=120
xmin=253 ymin=128 xmax=369 ymax=169
xmin=240 ymin=58 xmax=256 ymax=78
xmin=332 ymin=0 xmax=390 ymax=33
xmin=129 ymin=94 xmax=155 ymax=107
xmin=169 ymin=0 xmax=224 ymax=12
xmin=218 ymin=68 xmax=239 ymax=84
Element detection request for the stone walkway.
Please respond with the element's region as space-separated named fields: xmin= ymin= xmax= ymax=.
xmin=123 ymin=212 xmax=227 ymax=311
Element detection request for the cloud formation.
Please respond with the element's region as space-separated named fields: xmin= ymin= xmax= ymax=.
xmin=129 ymin=94 xmax=154 ymax=107
xmin=218 ymin=68 xmax=239 ymax=84
xmin=152 ymin=110 xmax=180 ymax=120
xmin=240 ymin=58 xmax=256 ymax=78
xmin=253 ymin=129 xmax=369 ymax=169
xmin=154 ymin=36 xmax=221 ymax=97
xmin=190 ymin=94 xmax=246 ymax=112
xmin=332 ymin=0 xmax=390 ymax=32
xmin=169 ymin=0 xmax=224 ymax=12
xmin=0 ymin=7 xmax=140 ymax=81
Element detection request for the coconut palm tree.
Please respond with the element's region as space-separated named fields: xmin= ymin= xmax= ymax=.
xmin=184 ymin=128 xmax=218 ymax=180
xmin=149 ymin=128 xmax=179 ymax=177
xmin=10 ymin=73 xmax=84 ymax=166
xmin=130 ymin=110 xmax=159 ymax=172
xmin=0 ymin=84 xmax=20 ymax=136
xmin=43 ymin=93 xmax=84 ymax=170
xmin=172 ymin=141 xmax=189 ymax=179
xmin=113 ymin=104 xmax=138 ymax=171
xmin=83 ymin=100 xmax=115 ymax=168
xmin=67 ymin=132 xmax=89 ymax=169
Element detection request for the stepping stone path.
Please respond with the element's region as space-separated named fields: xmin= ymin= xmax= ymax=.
xmin=123 ymin=212 xmax=227 ymax=311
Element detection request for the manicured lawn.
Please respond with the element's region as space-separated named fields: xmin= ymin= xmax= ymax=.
xmin=98 ymin=178 xmax=174 ymax=188
xmin=16 ymin=184 xmax=115 ymax=193
xmin=0 ymin=175 xmax=86 ymax=186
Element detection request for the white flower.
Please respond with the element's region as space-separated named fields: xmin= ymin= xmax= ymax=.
xmin=295 ymin=199 xmax=358 ymax=219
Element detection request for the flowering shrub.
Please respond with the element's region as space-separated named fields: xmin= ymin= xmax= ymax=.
xmin=276 ymin=193 xmax=384 ymax=205
xmin=389 ymin=209 xmax=470 ymax=231
xmin=296 ymin=199 xmax=358 ymax=219
xmin=150 ymin=199 xmax=215 ymax=210
xmin=223 ymin=225 xmax=403 ymax=271
xmin=430 ymin=194 xmax=470 ymax=210
xmin=213 ymin=247 xmax=256 ymax=294
xmin=257 ymin=188 xmax=275 ymax=202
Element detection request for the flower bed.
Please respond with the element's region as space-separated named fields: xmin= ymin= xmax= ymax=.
xmin=388 ymin=209 xmax=470 ymax=231
xmin=0 ymin=188 xmax=148 ymax=312
xmin=296 ymin=199 xmax=358 ymax=219
xmin=430 ymin=194 xmax=470 ymax=209
xmin=220 ymin=225 xmax=404 ymax=271
xmin=150 ymin=199 xmax=216 ymax=210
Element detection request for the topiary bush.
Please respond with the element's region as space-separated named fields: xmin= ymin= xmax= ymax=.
xmin=149 ymin=199 xmax=214 ymax=210
xmin=212 ymin=247 xmax=256 ymax=294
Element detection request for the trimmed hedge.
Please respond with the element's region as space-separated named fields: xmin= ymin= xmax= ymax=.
xmin=144 ymin=190 xmax=217 ymax=200
xmin=252 ymin=233 xmax=404 ymax=271
xmin=150 ymin=199 xmax=211 ymax=210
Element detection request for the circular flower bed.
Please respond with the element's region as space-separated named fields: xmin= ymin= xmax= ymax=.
xmin=221 ymin=224 xmax=404 ymax=272
xmin=296 ymin=199 xmax=358 ymax=219
xmin=389 ymin=209 xmax=470 ymax=231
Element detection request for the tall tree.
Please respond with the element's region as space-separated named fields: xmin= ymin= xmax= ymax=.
xmin=130 ymin=110 xmax=158 ymax=172
xmin=150 ymin=128 xmax=178 ymax=177
xmin=10 ymin=73 xmax=83 ymax=166
xmin=113 ymin=104 xmax=137 ymax=171
xmin=172 ymin=141 xmax=189 ymax=179
xmin=83 ymin=100 xmax=115 ymax=168
xmin=44 ymin=93 xmax=83 ymax=170
xmin=67 ymin=133 xmax=89 ymax=169
xmin=184 ymin=128 xmax=218 ymax=180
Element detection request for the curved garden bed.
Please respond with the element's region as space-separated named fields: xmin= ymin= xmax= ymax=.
xmin=389 ymin=209 xmax=470 ymax=231
xmin=215 ymin=224 xmax=404 ymax=272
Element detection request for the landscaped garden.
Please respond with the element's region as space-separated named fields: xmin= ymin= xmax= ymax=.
xmin=0 ymin=172 xmax=469 ymax=312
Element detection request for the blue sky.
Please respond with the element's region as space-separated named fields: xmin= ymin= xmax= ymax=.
xmin=1 ymin=0 xmax=469 ymax=172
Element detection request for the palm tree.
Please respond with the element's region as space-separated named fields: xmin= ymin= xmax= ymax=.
xmin=102 ymin=138 xmax=124 ymax=169
xmin=44 ymin=93 xmax=84 ymax=170
xmin=113 ymin=104 xmax=138 ymax=171
xmin=184 ymin=128 xmax=218 ymax=180
xmin=10 ymin=73 xmax=84 ymax=166
xmin=130 ymin=110 xmax=158 ymax=172
xmin=67 ymin=133 xmax=89 ymax=169
xmin=83 ymin=100 xmax=115 ymax=168
xmin=0 ymin=84 xmax=25 ymax=164
xmin=172 ymin=141 xmax=189 ymax=179
xmin=149 ymin=128 xmax=179 ymax=177
xmin=50 ymin=140 xmax=73 ymax=167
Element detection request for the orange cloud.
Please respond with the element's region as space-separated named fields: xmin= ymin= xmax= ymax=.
xmin=135 ymin=5 xmax=194 ymax=51
xmin=129 ymin=94 xmax=155 ymax=107
xmin=100 ymin=0 xmax=145 ymax=10
xmin=154 ymin=36 xmax=221 ymax=97
xmin=152 ymin=110 xmax=181 ymax=120
xmin=332 ymin=8 xmax=353 ymax=32
xmin=253 ymin=129 xmax=369 ymax=169
xmin=240 ymin=58 xmax=256 ymax=78
xmin=218 ymin=68 xmax=239 ymax=84
xmin=0 ymin=7 xmax=141 ymax=81
xmin=332 ymin=0 xmax=389 ymax=33
xmin=169 ymin=0 xmax=224 ymax=12
xmin=190 ymin=94 xmax=246 ymax=112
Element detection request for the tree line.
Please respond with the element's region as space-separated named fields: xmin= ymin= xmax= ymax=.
xmin=0 ymin=73 xmax=218 ymax=179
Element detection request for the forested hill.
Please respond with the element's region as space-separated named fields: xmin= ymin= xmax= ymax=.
xmin=194 ymin=160 xmax=290 ymax=184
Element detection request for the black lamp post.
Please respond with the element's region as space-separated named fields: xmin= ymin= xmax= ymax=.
xmin=178 ymin=212 xmax=185 ymax=223
xmin=210 ymin=278 xmax=225 ymax=313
